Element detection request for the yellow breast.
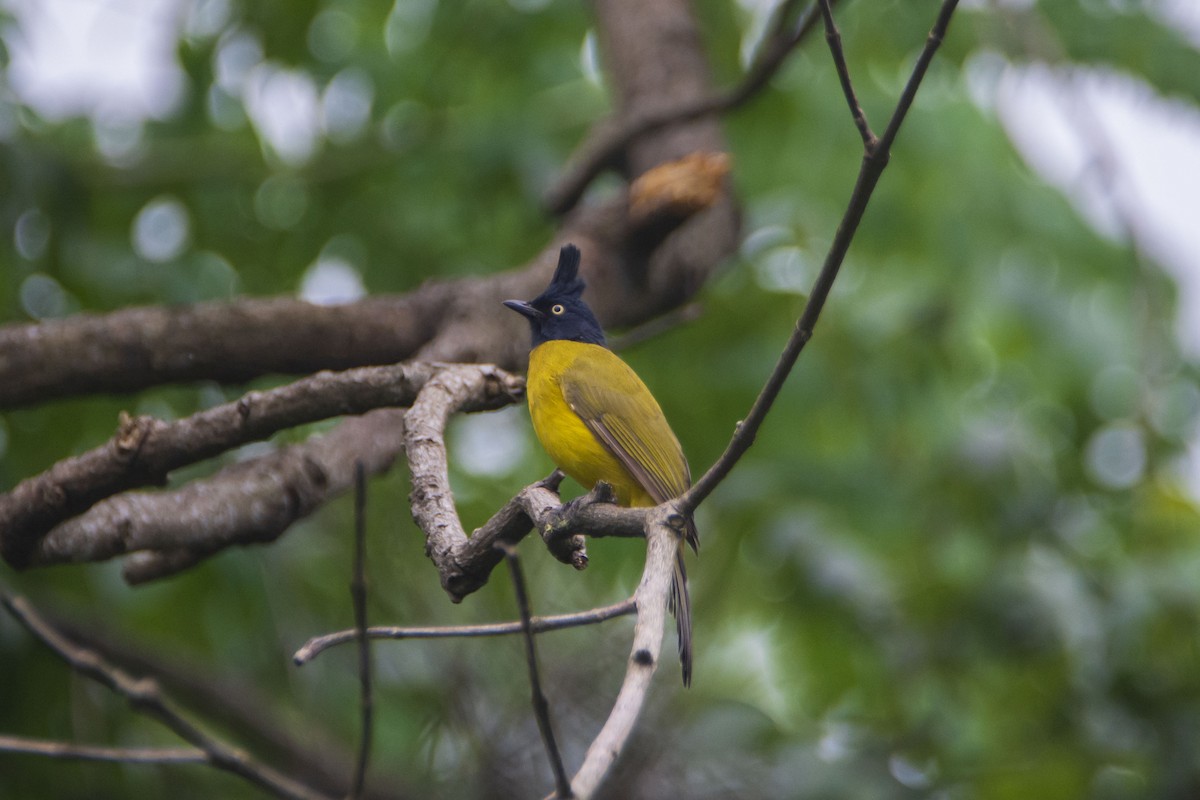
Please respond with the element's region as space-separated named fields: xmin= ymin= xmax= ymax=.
xmin=526 ymin=341 xmax=654 ymax=507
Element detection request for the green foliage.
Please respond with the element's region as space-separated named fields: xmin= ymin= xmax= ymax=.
xmin=2 ymin=1 xmax=1199 ymax=798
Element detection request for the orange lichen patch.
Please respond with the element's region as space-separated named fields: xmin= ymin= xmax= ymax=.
xmin=628 ymin=152 xmax=731 ymax=225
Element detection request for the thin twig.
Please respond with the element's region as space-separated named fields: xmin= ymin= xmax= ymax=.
xmin=37 ymin=610 xmax=398 ymax=799
xmin=350 ymin=462 xmax=373 ymax=800
xmin=294 ymin=598 xmax=637 ymax=665
xmin=818 ymin=0 xmax=876 ymax=147
xmin=680 ymin=0 xmax=960 ymax=515
xmin=0 ymin=589 xmax=333 ymax=800
xmin=499 ymin=543 xmax=571 ymax=798
xmin=0 ymin=735 xmax=206 ymax=764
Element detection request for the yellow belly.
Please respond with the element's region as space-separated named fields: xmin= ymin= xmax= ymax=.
xmin=526 ymin=341 xmax=654 ymax=507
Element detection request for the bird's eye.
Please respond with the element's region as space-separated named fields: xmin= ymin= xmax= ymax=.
xmin=551 ymin=304 xmax=565 ymax=315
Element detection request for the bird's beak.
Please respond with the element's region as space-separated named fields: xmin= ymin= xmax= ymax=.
xmin=503 ymin=299 xmax=544 ymax=320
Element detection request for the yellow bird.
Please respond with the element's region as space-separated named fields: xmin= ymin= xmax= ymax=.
xmin=505 ymin=244 xmax=698 ymax=685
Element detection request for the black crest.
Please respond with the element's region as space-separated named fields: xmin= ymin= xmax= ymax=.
xmin=540 ymin=244 xmax=585 ymax=302
xmin=503 ymin=243 xmax=606 ymax=347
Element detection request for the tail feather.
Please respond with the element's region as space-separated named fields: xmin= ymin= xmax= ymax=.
xmin=668 ymin=545 xmax=693 ymax=687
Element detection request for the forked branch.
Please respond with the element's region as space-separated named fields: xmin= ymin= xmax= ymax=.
xmin=681 ymin=0 xmax=961 ymax=515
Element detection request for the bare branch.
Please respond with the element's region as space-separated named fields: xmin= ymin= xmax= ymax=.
xmin=40 ymin=610 xmax=405 ymax=799
xmin=818 ymin=0 xmax=877 ymax=147
xmin=0 ymin=362 xmax=456 ymax=568
xmin=408 ymin=418 xmax=652 ymax=603
xmin=500 ymin=543 xmax=571 ymax=798
xmin=293 ymin=598 xmax=637 ymax=665
xmin=0 ymin=735 xmax=206 ymax=764
xmin=565 ymin=506 xmax=679 ymax=799
xmin=0 ymin=589 xmax=334 ymax=800
xmin=681 ymin=0 xmax=961 ymax=515
xmin=350 ymin=462 xmax=374 ymax=800
xmin=404 ymin=369 xmax=650 ymax=603
xmin=405 ymin=364 xmax=535 ymax=598
xmin=9 ymin=361 xmax=522 ymax=576
xmin=115 ymin=410 xmax=404 ymax=583
xmin=0 ymin=295 xmax=445 ymax=409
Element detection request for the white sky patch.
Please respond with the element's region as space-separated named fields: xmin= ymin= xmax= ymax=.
xmin=132 ymin=195 xmax=191 ymax=262
xmin=450 ymin=406 xmax=529 ymax=479
xmin=243 ymin=64 xmax=321 ymax=165
xmin=995 ymin=64 xmax=1200 ymax=354
xmin=299 ymin=257 xmax=365 ymax=305
xmin=1155 ymin=0 xmax=1200 ymax=49
xmin=320 ymin=67 xmax=374 ymax=143
xmin=992 ymin=62 xmax=1200 ymax=496
xmin=4 ymin=0 xmax=187 ymax=122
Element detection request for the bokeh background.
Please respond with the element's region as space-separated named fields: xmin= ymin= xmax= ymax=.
xmin=2 ymin=0 xmax=1200 ymax=798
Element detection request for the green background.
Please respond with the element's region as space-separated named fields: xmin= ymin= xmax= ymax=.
xmin=2 ymin=1 xmax=1199 ymax=797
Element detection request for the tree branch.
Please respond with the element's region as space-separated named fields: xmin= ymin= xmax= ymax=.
xmin=1 ymin=363 xmax=425 ymax=566
xmin=819 ymin=0 xmax=876 ymax=147
xmin=0 ymin=361 xmax=519 ymax=570
xmin=293 ymin=598 xmax=637 ymax=665
xmin=0 ymin=735 xmax=206 ymax=764
xmin=564 ymin=506 xmax=679 ymax=800
xmin=350 ymin=462 xmax=374 ymax=800
xmin=41 ymin=609 xmax=408 ymax=799
xmin=681 ymin=0 xmax=961 ymax=515
xmin=113 ymin=409 xmax=404 ymax=583
xmin=0 ymin=589 xmax=334 ymax=800
xmin=500 ymin=543 xmax=571 ymax=798
xmin=0 ymin=151 xmax=731 ymax=413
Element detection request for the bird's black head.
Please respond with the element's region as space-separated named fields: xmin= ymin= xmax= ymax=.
xmin=504 ymin=244 xmax=607 ymax=348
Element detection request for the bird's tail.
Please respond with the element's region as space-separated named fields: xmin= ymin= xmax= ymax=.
xmin=669 ymin=544 xmax=693 ymax=687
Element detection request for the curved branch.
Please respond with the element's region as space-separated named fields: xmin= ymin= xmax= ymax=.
xmin=405 ymin=366 xmax=584 ymax=600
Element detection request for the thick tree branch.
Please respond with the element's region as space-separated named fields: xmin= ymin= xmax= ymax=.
xmin=115 ymin=410 xmax=402 ymax=583
xmin=584 ymin=0 xmax=741 ymax=325
xmin=0 ymin=362 xmax=475 ymax=569
xmin=0 ymin=152 xmax=731 ymax=412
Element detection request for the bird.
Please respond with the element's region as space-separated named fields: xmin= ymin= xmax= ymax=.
xmin=504 ymin=243 xmax=698 ymax=686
